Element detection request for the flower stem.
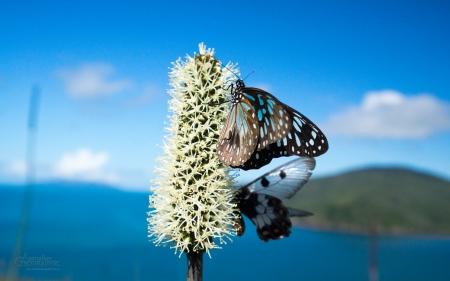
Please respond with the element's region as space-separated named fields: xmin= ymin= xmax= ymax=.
xmin=187 ymin=251 xmax=204 ymax=281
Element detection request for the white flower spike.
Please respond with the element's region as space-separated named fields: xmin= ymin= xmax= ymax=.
xmin=148 ymin=43 xmax=239 ymax=258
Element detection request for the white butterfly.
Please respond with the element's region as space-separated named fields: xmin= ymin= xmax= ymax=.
xmin=233 ymin=157 xmax=315 ymax=241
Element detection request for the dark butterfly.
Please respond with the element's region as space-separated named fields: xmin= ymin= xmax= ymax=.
xmin=233 ymin=157 xmax=315 ymax=242
xmin=216 ymin=78 xmax=328 ymax=170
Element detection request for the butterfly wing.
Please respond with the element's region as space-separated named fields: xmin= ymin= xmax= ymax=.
xmin=217 ymin=81 xmax=328 ymax=170
xmin=236 ymin=157 xmax=315 ymax=241
xmin=244 ymin=157 xmax=315 ymax=199
xmin=287 ymin=208 xmax=313 ymax=217
xmin=216 ymin=98 xmax=259 ymax=166
xmin=235 ymin=140 xmax=288 ymax=170
xmin=283 ymin=104 xmax=329 ymax=157
xmin=235 ymin=104 xmax=329 ymax=170
xmin=242 ymin=88 xmax=292 ymax=151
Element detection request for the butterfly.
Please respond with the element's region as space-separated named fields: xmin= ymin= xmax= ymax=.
xmin=216 ymin=78 xmax=329 ymax=170
xmin=233 ymin=157 xmax=315 ymax=242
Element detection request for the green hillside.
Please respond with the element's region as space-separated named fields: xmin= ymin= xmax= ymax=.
xmin=285 ymin=168 xmax=450 ymax=235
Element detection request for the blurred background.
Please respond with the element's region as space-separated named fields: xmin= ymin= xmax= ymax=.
xmin=1 ymin=0 xmax=449 ymax=280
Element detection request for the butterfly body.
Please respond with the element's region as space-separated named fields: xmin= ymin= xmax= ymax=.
xmin=235 ymin=157 xmax=315 ymax=241
xmin=217 ymin=79 xmax=328 ymax=170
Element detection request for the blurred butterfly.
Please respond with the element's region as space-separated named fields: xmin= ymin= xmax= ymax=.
xmin=233 ymin=157 xmax=315 ymax=242
xmin=216 ymin=78 xmax=328 ymax=170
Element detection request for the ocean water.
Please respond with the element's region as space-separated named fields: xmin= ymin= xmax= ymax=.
xmin=1 ymin=184 xmax=449 ymax=280
xmin=205 ymin=228 xmax=450 ymax=281
xmin=1 ymin=228 xmax=449 ymax=281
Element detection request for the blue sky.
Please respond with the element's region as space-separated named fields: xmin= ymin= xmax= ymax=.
xmin=1 ymin=0 xmax=449 ymax=190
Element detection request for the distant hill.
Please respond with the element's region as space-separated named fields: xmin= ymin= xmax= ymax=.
xmin=285 ymin=168 xmax=450 ymax=235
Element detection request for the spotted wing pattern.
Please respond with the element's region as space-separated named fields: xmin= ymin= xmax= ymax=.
xmin=216 ymin=79 xmax=328 ymax=170
xmin=237 ymin=107 xmax=328 ymax=170
xmin=235 ymin=157 xmax=315 ymax=241
xmin=236 ymin=141 xmax=288 ymax=171
xmin=216 ymin=91 xmax=259 ymax=166
xmin=217 ymin=80 xmax=292 ymax=167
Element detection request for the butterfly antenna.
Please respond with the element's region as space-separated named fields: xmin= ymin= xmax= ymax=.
xmin=242 ymin=70 xmax=254 ymax=82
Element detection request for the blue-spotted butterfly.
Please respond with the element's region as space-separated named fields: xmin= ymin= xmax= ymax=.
xmin=233 ymin=157 xmax=315 ymax=241
xmin=216 ymin=78 xmax=328 ymax=170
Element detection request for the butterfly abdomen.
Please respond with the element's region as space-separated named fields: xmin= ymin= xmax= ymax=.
xmin=232 ymin=215 xmax=245 ymax=236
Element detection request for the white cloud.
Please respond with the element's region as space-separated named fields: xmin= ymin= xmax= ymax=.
xmin=122 ymin=84 xmax=164 ymax=107
xmin=5 ymin=160 xmax=27 ymax=176
xmin=53 ymin=148 xmax=118 ymax=183
xmin=322 ymin=90 xmax=450 ymax=138
xmin=57 ymin=63 xmax=133 ymax=99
